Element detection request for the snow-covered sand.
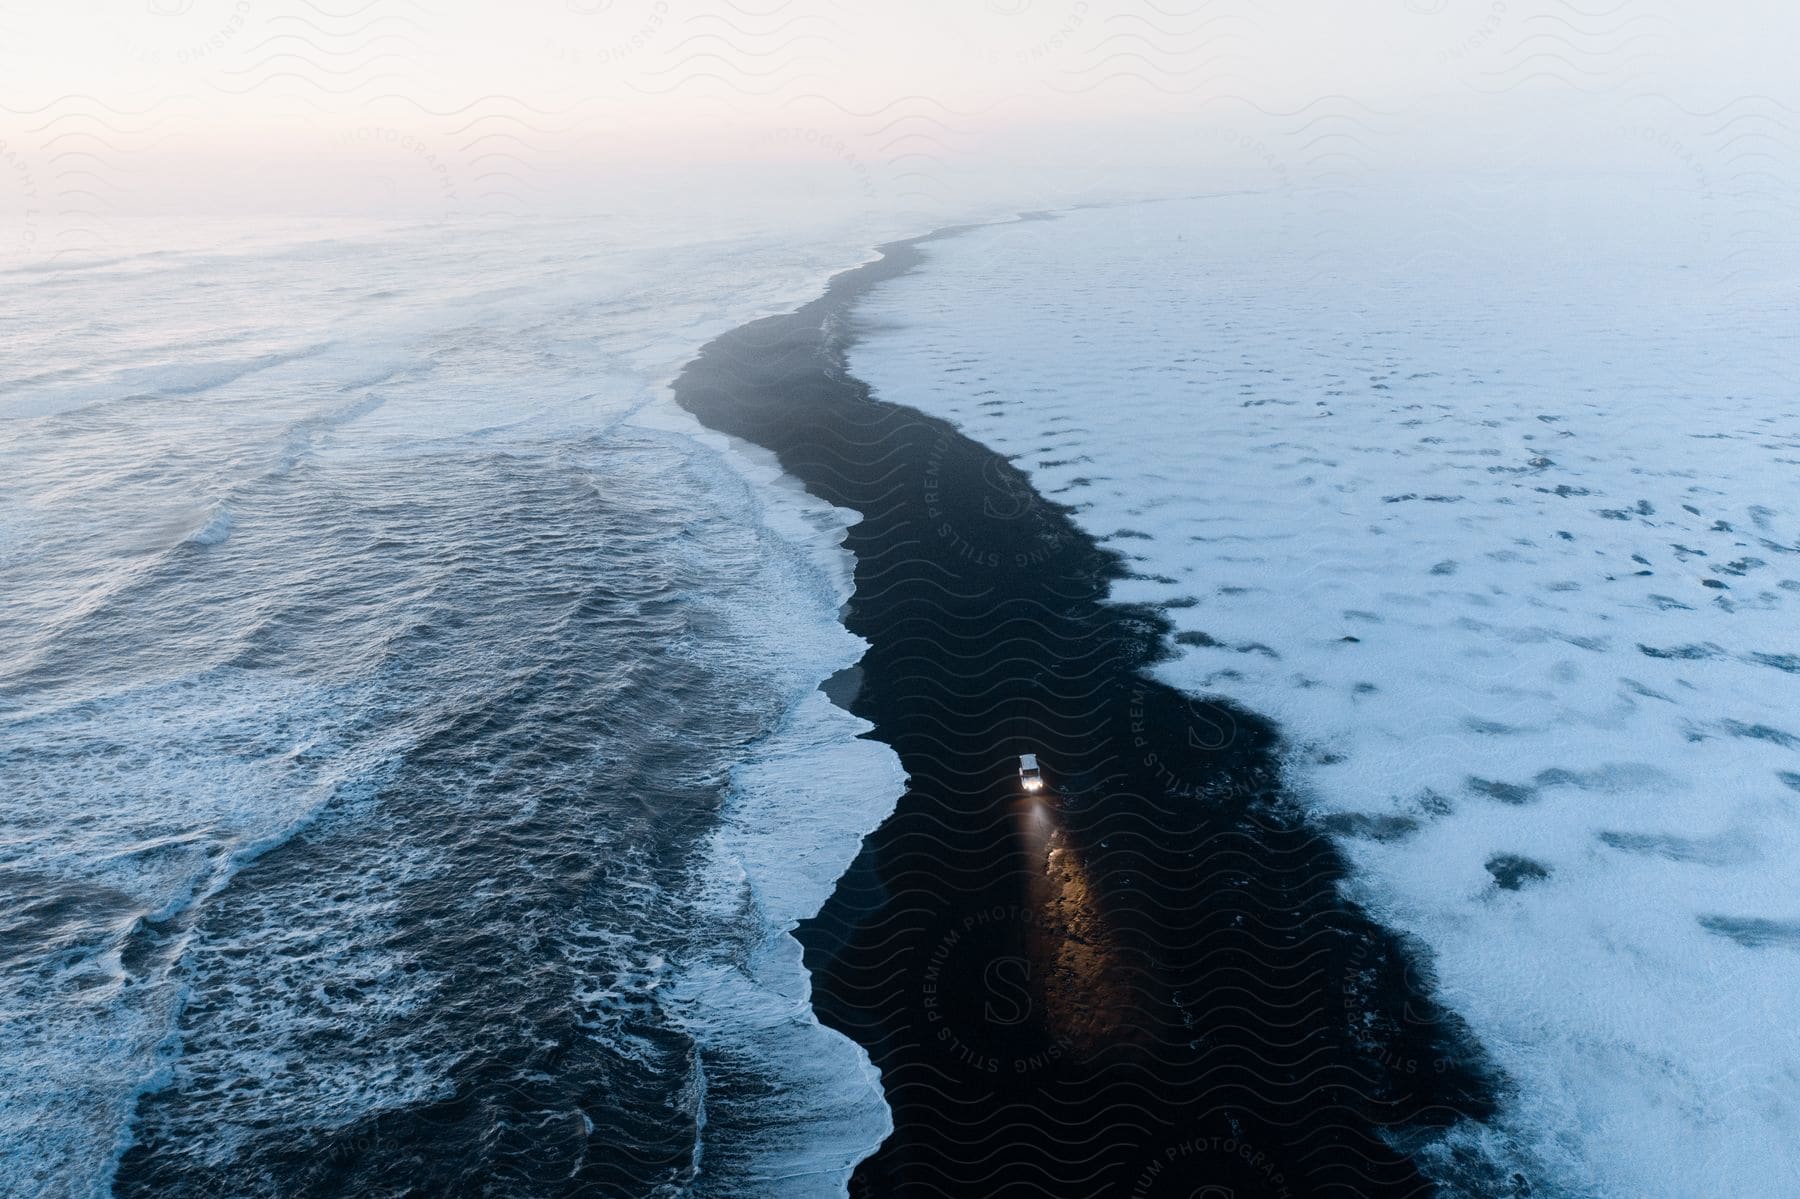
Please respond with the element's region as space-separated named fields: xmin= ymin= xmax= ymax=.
xmin=846 ymin=188 xmax=1800 ymax=1197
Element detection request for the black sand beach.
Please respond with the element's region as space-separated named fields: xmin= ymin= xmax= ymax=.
xmin=673 ymin=227 xmax=1502 ymax=1198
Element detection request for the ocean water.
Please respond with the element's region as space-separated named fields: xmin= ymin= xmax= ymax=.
xmin=0 ymin=218 xmax=900 ymax=1197
xmin=846 ymin=189 xmax=1800 ymax=1197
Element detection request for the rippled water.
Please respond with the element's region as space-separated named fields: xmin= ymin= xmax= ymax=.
xmin=0 ymin=218 xmax=897 ymax=1197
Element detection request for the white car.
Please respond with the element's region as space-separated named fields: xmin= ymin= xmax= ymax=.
xmin=1018 ymin=754 xmax=1044 ymax=792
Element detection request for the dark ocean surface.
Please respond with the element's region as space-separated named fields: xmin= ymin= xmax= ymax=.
xmin=1 ymin=223 xmax=895 ymax=1198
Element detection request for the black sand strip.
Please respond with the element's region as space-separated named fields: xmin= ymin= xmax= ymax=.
xmin=674 ymin=226 xmax=1501 ymax=1199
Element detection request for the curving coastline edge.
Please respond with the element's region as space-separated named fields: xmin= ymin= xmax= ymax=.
xmin=673 ymin=219 xmax=1512 ymax=1199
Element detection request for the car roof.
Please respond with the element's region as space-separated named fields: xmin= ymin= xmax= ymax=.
xmin=1019 ymin=754 xmax=1038 ymax=768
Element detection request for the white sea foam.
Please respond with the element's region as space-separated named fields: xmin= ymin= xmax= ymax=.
xmin=672 ymin=686 xmax=902 ymax=1196
xmin=627 ymin=246 xmax=909 ymax=1194
xmin=846 ymin=187 xmax=1800 ymax=1197
xmin=0 ymin=670 xmax=378 ymax=1198
xmin=644 ymin=379 xmax=906 ymax=1193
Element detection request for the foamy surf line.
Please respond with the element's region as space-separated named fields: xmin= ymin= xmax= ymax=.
xmin=654 ymin=420 xmax=903 ymax=1195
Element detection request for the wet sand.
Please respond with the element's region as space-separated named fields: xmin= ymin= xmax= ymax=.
xmin=673 ymin=227 xmax=1499 ymax=1198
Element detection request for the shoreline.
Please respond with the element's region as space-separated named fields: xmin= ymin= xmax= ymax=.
xmin=672 ymin=223 xmax=1502 ymax=1197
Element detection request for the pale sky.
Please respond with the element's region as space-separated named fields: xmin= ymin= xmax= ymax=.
xmin=2 ymin=1 xmax=1795 ymax=239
